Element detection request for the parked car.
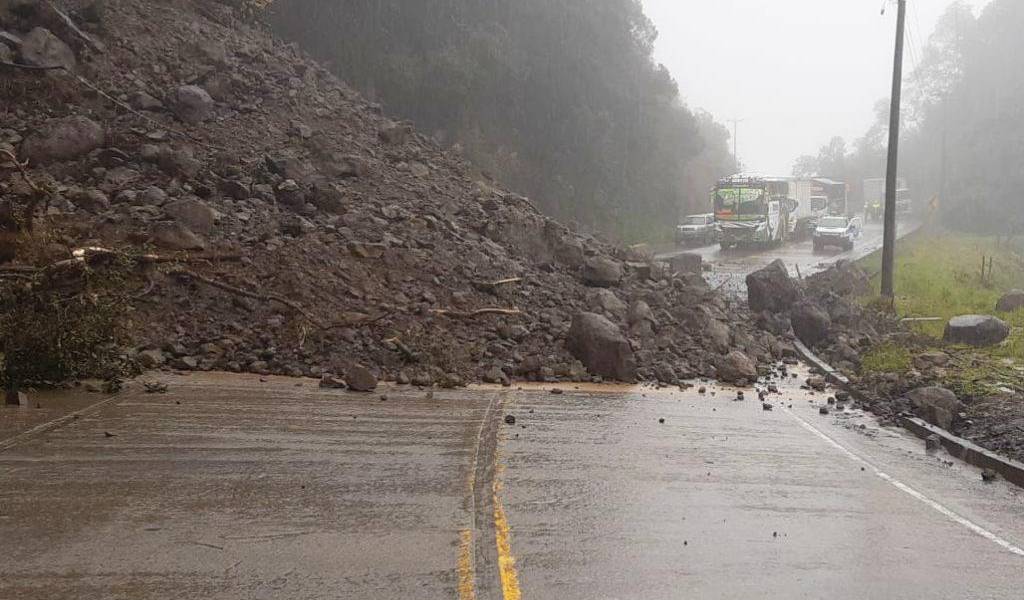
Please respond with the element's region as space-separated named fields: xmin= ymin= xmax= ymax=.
xmin=675 ymin=213 xmax=716 ymax=246
xmin=813 ymin=215 xmax=861 ymax=251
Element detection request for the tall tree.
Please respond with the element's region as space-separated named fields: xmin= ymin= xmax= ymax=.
xmin=267 ymin=0 xmax=734 ymax=241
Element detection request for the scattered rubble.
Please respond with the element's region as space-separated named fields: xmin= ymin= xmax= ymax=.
xmin=747 ymin=258 xmax=1024 ymax=464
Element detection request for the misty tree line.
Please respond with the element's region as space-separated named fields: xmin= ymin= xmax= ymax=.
xmin=794 ymin=0 xmax=1024 ymax=235
xmin=266 ymin=0 xmax=735 ymax=241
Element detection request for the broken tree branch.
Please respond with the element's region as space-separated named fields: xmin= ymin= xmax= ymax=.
xmin=474 ymin=277 xmax=523 ymax=294
xmin=1 ymin=149 xmax=41 ymax=194
xmin=321 ymin=310 xmax=392 ymax=331
xmin=139 ymin=253 xmax=243 ymax=265
xmin=43 ymin=1 xmax=105 ymax=54
xmin=132 ymin=278 xmax=156 ymax=300
xmin=471 ymin=278 xmax=520 ymax=292
xmin=0 ymin=251 xmax=242 ymax=275
xmin=0 ymin=265 xmax=37 ymax=274
xmin=170 ymin=269 xmax=326 ymax=328
xmin=1 ymin=148 xmax=46 ymax=231
xmin=430 ymin=308 xmax=523 ymax=319
xmin=0 ymin=61 xmax=67 ymax=72
xmin=383 ymin=337 xmax=418 ymax=361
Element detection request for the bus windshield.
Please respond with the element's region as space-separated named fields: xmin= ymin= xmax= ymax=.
xmin=715 ymin=187 xmax=765 ymax=215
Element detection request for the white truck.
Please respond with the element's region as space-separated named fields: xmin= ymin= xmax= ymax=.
xmin=787 ymin=178 xmax=828 ymax=239
xmin=864 ymin=177 xmax=910 ymax=222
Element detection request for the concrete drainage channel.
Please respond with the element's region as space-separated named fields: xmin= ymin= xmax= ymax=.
xmin=792 ymin=339 xmax=1024 ymax=490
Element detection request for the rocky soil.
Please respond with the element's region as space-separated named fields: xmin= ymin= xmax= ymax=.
xmin=1 ymin=0 xmax=784 ymax=389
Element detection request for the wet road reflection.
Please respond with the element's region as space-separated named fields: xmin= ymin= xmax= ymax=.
xmin=1 ymin=369 xmax=1022 ymax=599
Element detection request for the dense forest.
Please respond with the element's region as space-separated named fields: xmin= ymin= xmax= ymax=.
xmin=793 ymin=0 xmax=1024 ymax=234
xmin=267 ymin=0 xmax=735 ymax=241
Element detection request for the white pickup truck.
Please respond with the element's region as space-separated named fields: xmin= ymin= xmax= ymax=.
xmin=812 ymin=215 xmax=862 ymax=251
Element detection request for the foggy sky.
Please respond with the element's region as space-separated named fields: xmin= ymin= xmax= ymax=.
xmin=641 ymin=0 xmax=991 ymax=176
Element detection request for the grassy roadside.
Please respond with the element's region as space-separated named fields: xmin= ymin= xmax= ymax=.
xmin=855 ymin=229 xmax=1024 ymax=396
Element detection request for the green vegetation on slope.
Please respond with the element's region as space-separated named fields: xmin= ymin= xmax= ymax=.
xmin=857 ymin=230 xmax=1024 ymax=396
xmin=860 ymin=343 xmax=912 ymax=375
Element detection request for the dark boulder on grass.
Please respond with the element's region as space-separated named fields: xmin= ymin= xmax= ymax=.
xmin=996 ymin=290 xmax=1024 ymax=313
xmin=943 ymin=315 xmax=1009 ymax=347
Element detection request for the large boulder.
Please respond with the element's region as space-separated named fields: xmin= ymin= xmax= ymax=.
xmin=906 ymin=386 xmax=964 ymax=430
xmin=150 ymin=222 xmax=205 ymax=250
xmin=581 ymin=256 xmax=623 ymax=288
xmin=716 ymin=350 xmax=758 ymax=385
xmin=746 ymin=259 xmax=799 ymax=313
xmin=791 ymin=301 xmax=832 ymax=347
xmin=379 ymin=120 xmax=411 ymax=145
xmin=345 ymin=364 xmax=378 ymax=392
xmin=704 ymin=319 xmax=732 ymax=352
xmin=18 ymin=27 xmax=75 ymax=71
xmin=996 ymin=290 xmax=1024 ymax=313
xmin=806 ymin=260 xmax=871 ymax=298
xmin=170 ymin=85 xmax=215 ymax=124
xmin=586 ymin=288 xmax=627 ymax=319
xmin=164 ymin=198 xmax=216 ymax=234
xmin=20 ymin=115 xmax=103 ymax=164
xmin=943 ymin=315 xmax=1009 ymax=347
xmin=566 ymin=312 xmax=636 ymax=382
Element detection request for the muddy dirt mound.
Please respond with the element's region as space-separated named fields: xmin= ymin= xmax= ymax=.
xmin=0 ymin=0 xmax=779 ymax=386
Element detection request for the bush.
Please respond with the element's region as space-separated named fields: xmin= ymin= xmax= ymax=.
xmin=0 ymin=255 xmax=134 ymax=387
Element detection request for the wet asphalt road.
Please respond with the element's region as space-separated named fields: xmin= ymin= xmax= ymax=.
xmin=656 ymin=221 xmax=915 ymax=296
xmin=2 ymin=370 xmax=1023 ymax=599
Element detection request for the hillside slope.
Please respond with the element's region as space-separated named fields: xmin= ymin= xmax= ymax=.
xmin=0 ymin=0 xmax=779 ymax=387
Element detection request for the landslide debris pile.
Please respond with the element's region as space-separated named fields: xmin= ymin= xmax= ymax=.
xmin=0 ymin=0 xmax=779 ymax=387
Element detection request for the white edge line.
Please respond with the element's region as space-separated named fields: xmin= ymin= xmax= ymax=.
xmin=787 ymin=408 xmax=1024 ymax=557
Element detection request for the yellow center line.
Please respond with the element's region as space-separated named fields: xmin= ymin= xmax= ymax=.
xmin=458 ymin=528 xmax=477 ymax=600
xmin=493 ymin=462 xmax=522 ymax=600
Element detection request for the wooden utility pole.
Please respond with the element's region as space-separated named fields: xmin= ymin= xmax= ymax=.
xmin=881 ymin=0 xmax=907 ymax=298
